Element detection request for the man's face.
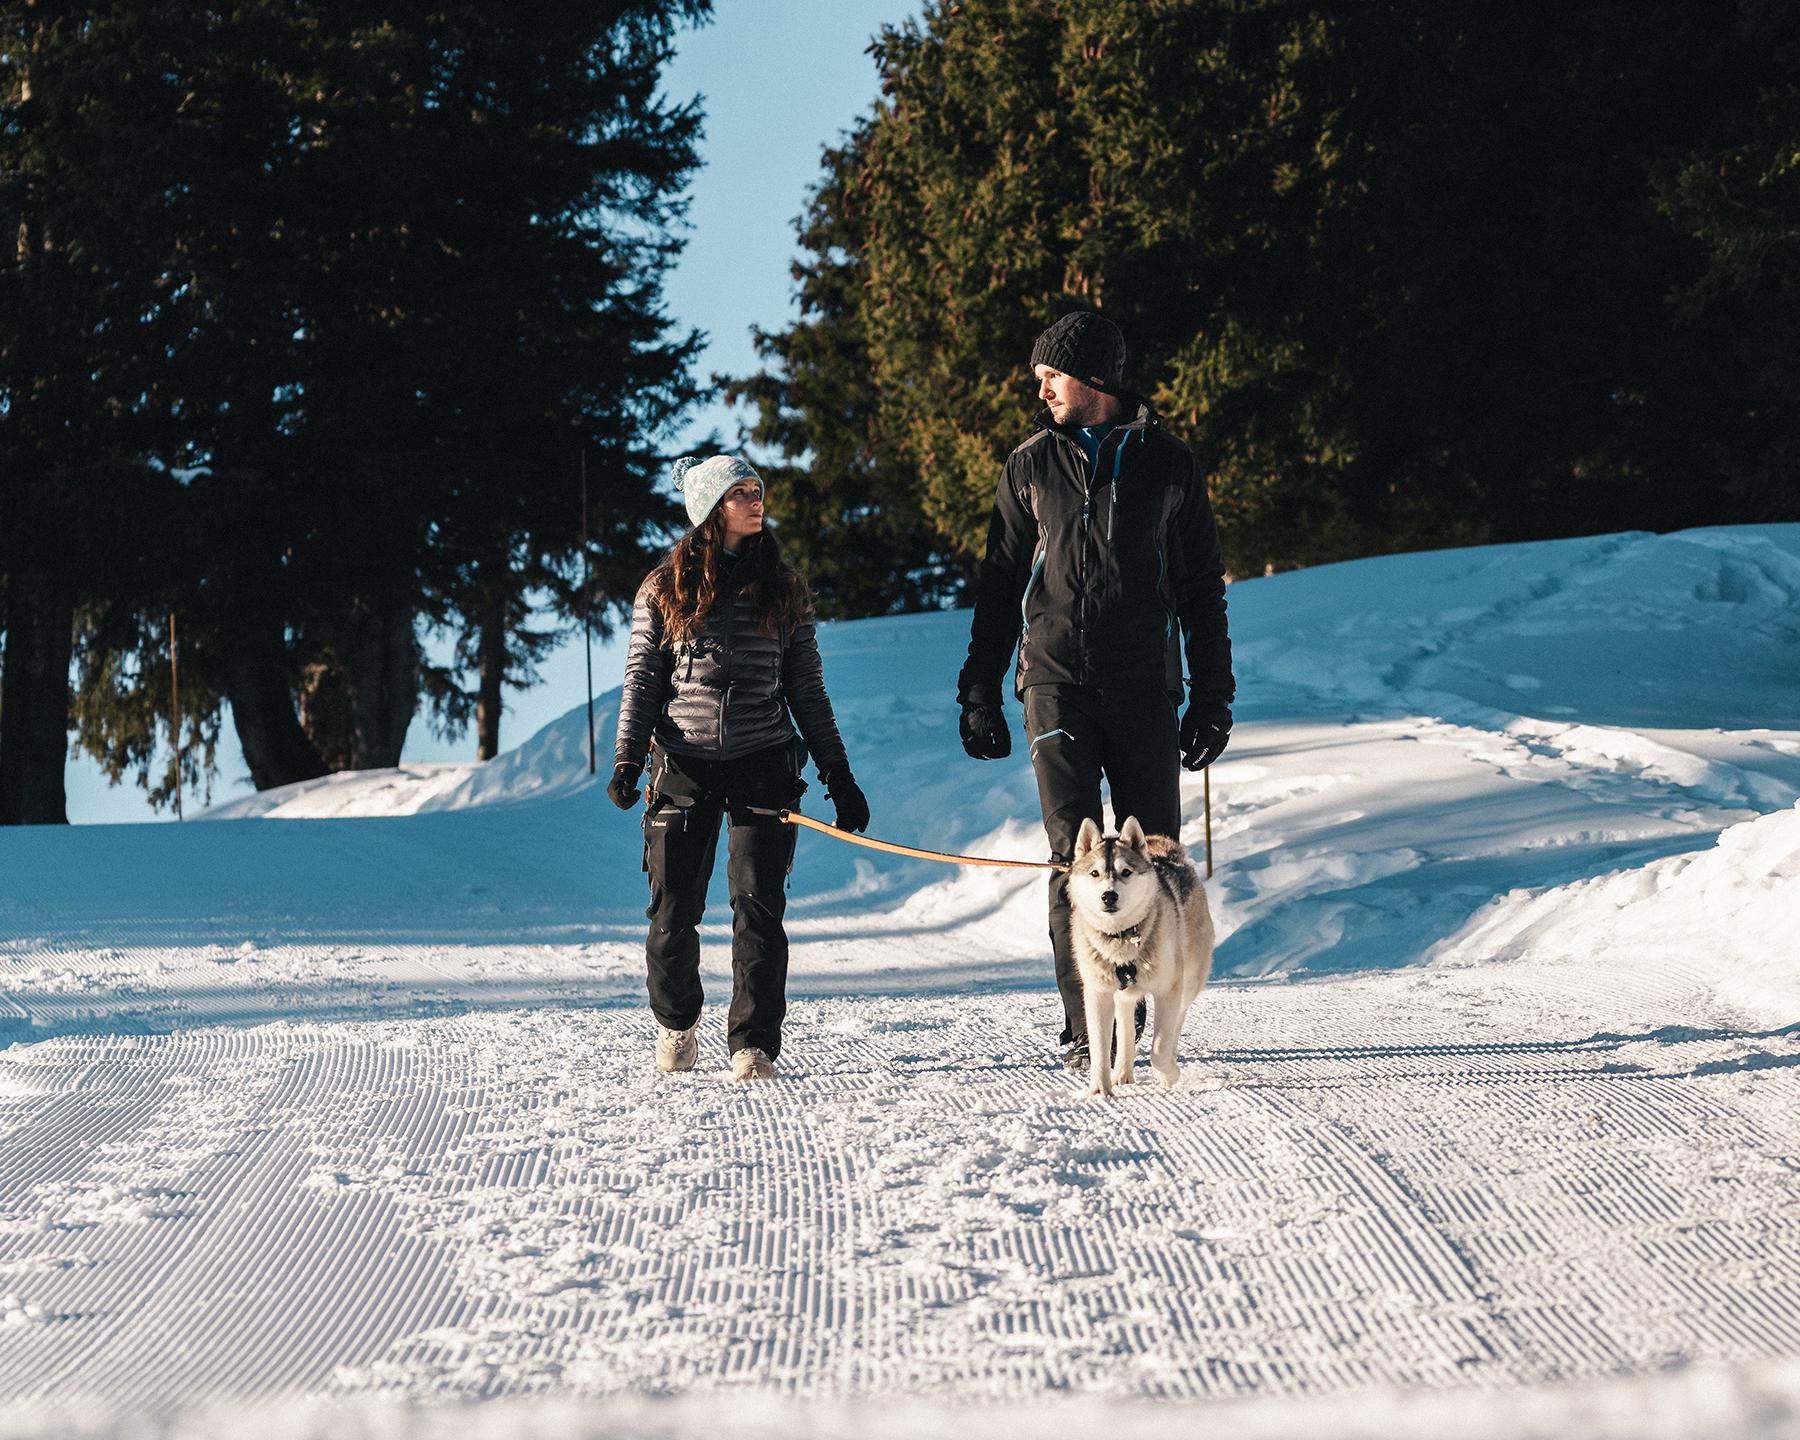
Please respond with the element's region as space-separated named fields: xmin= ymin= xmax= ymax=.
xmin=1034 ymin=364 xmax=1113 ymax=427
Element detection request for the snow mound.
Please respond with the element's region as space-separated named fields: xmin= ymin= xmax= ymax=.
xmin=201 ymin=763 xmax=479 ymax=820
xmin=425 ymin=697 xmax=617 ymax=812
xmin=1432 ymin=799 xmax=1800 ymax=1028
xmin=159 ymin=525 xmax=1800 ymax=988
xmin=203 ymin=525 xmax=1800 ymax=823
xmin=1233 ymin=525 xmax=1800 ymax=727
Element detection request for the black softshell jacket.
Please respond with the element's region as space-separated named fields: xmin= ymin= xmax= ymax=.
xmin=958 ymin=401 xmax=1235 ymax=706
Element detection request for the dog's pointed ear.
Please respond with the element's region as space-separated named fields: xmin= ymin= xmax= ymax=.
xmin=1074 ymin=817 xmax=1102 ymax=856
xmin=1119 ymin=815 xmax=1148 ymax=850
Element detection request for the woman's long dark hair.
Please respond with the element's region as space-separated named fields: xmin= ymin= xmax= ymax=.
xmin=650 ymin=510 xmax=812 ymax=645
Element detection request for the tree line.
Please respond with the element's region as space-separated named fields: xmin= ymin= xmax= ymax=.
xmin=7 ymin=0 xmax=1800 ymax=824
xmin=737 ymin=0 xmax=1800 ymax=610
xmin=1 ymin=1 xmax=708 ymax=823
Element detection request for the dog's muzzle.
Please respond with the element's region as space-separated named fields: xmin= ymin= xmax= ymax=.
xmin=1101 ymin=891 xmax=1119 ymax=912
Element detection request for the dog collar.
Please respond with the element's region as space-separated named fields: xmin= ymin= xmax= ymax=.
xmin=1102 ymin=921 xmax=1145 ymax=946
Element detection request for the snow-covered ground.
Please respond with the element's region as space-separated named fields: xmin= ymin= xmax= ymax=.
xmin=1 ymin=526 xmax=1797 ymax=1437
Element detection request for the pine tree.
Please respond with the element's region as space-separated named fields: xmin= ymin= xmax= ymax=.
xmin=726 ymin=129 xmax=969 ymax=618
xmin=413 ymin=2 xmax=705 ymax=759
xmin=1650 ymin=0 xmax=1800 ymax=526
xmin=745 ymin=0 xmax=1791 ymax=583
xmin=2 ymin=1 xmax=710 ymax=811
xmin=0 ymin=4 xmax=200 ymax=822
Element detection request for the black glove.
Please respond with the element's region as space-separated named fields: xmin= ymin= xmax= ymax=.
xmin=822 ymin=770 xmax=870 ymax=833
xmin=607 ymin=761 xmax=643 ymax=810
xmin=1179 ymin=701 xmax=1232 ymax=772
xmin=959 ymin=692 xmax=1012 ymax=760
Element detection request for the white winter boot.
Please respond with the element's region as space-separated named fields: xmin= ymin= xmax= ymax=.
xmin=655 ymin=1021 xmax=699 ymax=1074
xmin=730 ymin=1046 xmax=774 ymax=1081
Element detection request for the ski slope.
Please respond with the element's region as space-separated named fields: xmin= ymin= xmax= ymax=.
xmin=0 ymin=526 xmax=1797 ymax=1437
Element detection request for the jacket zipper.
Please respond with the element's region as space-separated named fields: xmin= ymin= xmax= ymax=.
xmin=1062 ymin=419 xmax=1144 ymax=683
xmin=1157 ymin=546 xmax=1175 ymax=642
xmin=1020 ymin=548 xmax=1046 ymax=646
xmin=1107 ymin=433 xmax=1129 ymax=542
xmin=718 ymin=594 xmax=736 ymax=754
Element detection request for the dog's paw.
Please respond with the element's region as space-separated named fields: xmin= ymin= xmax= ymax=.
xmin=1084 ymin=1080 xmax=1111 ymax=1099
xmin=1154 ymin=1064 xmax=1180 ymax=1089
xmin=1113 ymin=1067 xmax=1134 ymax=1086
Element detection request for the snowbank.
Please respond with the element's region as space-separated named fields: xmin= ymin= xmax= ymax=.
xmin=1433 ymin=798 xmax=1800 ymax=1028
xmin=201 ymin=526 xmax=1800 ymax=822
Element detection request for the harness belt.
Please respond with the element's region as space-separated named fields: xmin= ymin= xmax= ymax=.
xmin=745 ymin=806 xmax=1068 ymax=873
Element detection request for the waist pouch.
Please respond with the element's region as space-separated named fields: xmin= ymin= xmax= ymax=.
xmin=646 ymin=740 xmax=806 ymax=823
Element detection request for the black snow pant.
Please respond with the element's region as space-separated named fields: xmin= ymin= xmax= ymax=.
xmin=641 ymin=741 xmax=803 ymax=1059
xmin=1022 ymin=683 xmax=1183 ymax=1048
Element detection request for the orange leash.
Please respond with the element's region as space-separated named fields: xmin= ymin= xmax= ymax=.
xmin=748 ymin=807 xmax=1067 ymax=872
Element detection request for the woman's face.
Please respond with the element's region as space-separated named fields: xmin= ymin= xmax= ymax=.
xmin=718 ymin=479 xmax=766 ymax=547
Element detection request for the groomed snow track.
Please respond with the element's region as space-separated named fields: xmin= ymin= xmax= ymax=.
xmin=4 ymin=528 xmax=1800 ymax=1428
xmin=0 ymin=949 xmax=1794 ymax=1411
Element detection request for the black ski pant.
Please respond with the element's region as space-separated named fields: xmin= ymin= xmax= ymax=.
xmin=641 ymin=742 xmax=802 ymax=1059
xmin=1022 ymin=683 xmax=1182 ymax=1047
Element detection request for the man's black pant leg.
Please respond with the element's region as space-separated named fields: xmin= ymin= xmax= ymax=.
xmin=1025 ymin=684 xmax=1184 ymax=1049
xmin=1100 ymin=686 xmax=1182 ymax=840
xmin=1024 ymin=686 xmax=1106 ymax=1046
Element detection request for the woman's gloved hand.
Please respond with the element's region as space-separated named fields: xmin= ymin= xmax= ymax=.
xmin=607 ymin=761 xmax=643 ymax=810
xmin=822 ymin=770 xmax=870 ymax=833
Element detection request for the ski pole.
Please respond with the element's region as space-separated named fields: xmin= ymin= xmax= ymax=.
xmin=170 ymin=612 xmax=184 ymax=821
xmin=1204 ymin=766 xmax=1213 ymax=879
xmin=580 ymin=449 xmax=596 ymax=776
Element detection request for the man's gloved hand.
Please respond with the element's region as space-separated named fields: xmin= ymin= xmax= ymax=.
xmin=1179 ymin=701 xmax=1232 ymax=772
xmin=823 ymin=770 xmax=870 ymax=833
xmin=607 ymin=761 xmax=643 ymax=810
xmin=958 ymin=685 xmax=1012 ymax=761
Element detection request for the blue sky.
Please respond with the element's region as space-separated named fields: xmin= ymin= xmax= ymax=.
xmin=64 ymin=1 xmax=919 ymax=824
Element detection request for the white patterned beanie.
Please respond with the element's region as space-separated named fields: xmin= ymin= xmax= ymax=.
xmin=671 ymin=454 xmax=761 ymax=529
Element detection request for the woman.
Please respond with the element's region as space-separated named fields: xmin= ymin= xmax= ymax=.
xmin=608 ymin=454 xmax=869 ymax=1081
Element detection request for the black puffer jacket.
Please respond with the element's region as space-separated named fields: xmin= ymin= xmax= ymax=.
xmin=614 ymin=558 xmax=850 ymax=779
xmin=958 ymin=400 xmax=1234 ymax=706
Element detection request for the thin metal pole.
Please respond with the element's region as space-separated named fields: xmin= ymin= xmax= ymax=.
xmin=1203 ymin=766 xmax=1213 ymax=878
xmin=580 ymin=449 xmax=596 ymax=775
xmin=169 ymin=612 xmax=184 ymax=821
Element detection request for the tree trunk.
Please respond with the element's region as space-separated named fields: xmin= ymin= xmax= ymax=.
xmin=298 ymin=600 xmax=419 ymax=771
xmin=475 ymin=586 xmax=506 ymax=762
xmin=0 ymin=565 xmax=75 ymax=826
xmin=297 ymin=653 xmax=358 ymax=774
xmin=221 ymin=625 xmax=329 ymax=791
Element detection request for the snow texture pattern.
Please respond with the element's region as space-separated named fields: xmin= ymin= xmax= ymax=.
xmin=0 ymin=525 xmax=1797 ymax=1436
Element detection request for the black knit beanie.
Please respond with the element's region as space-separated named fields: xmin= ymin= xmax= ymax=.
xmin=1029 ymin=311 xmax=1126 ymax=392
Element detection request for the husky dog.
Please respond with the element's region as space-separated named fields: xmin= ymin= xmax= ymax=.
xmin=1066 ymin=816 xmax=1214 ymax=1098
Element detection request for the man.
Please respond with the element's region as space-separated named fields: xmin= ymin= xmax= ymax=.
xmin=956 ymin=310 xmax=1234 ymax=1071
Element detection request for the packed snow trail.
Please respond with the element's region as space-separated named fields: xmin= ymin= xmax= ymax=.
xmin=0 ymin=527 xmax=1796 ymax=1429
xmin=0 ymin=930 xmax=1795 ymax=1408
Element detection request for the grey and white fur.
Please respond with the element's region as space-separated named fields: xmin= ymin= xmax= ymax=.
xmin=1065 ymin=815 xmax=1215 ymax=1098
